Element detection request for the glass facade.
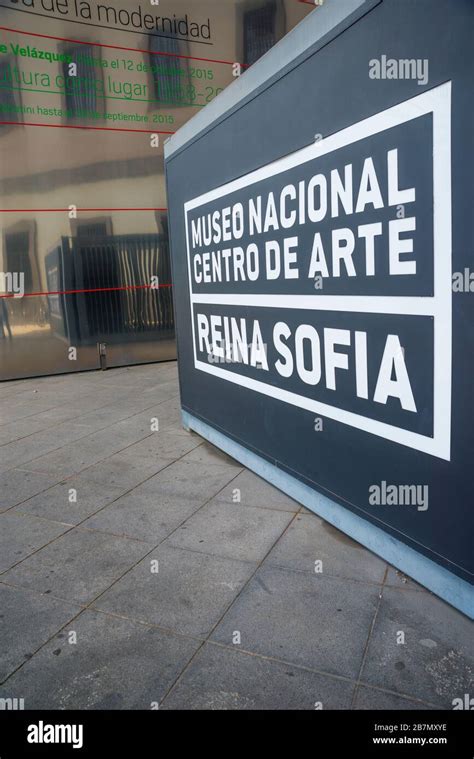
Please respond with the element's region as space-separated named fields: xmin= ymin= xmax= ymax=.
xmin=0 ymin=0 xmax=313 ymax=380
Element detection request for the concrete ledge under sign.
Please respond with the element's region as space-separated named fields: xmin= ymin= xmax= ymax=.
xmin=182 ymin=410 xmax=473 ymax=619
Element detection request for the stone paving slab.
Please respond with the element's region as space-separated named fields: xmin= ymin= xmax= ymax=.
xmin=264 ymin=512 xmax=386 ymax=584
xmin=0 ymin=469 xmax=57 ymax=512
xmin=165 ymin=501 xmax=294 ymax=563
xmin=0 ymin=402 xmax=61 ymax=426
xmin=211 ymin=564 xmax=380 ymax=680
xmin=136 ymin=460 xmax=242 ymax=501
xmin=2 ymin=528 xmax=152 ymax=605
xmin=116 ymin=431 xmax=201 ymax=465
xmin=0 ymin=430 xmax=92 ymax=473
xmin=180 ymin=442 xmax=243 ymax=471
xmin=0 ymin=609 xmax=200 ymax=709
xmin=358 ymin=587 xmax=474 ymax=708
xmin=0 ymin=418 xmax=53 ymax=446
xmin=19 ymin=441 xmax=114 ymax=480
xmin=213 ymin=469 xmax=301 ymax=512
xmin=82 ymin=490 xmax=206 ymax=543
xmin=0 ymin=583 xmax=80 ymax=682
xmin=93 ymin=544 xmax=257 ymax=638
xmin=161 ymin=642 xmax=355 ymax=710
xmin=82 ymin=454 xmax=172 ymax=491
xmin=11 ymin=476 xmax=128 ymax=526
xmin=0 ymin=512 xmax=70 ymax=573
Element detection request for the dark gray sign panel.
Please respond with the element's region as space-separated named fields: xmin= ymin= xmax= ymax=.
xmin=166 ymin=0 xmax=473 ymax=616
xmin=185 ymin=88 xmax=450 ymax=460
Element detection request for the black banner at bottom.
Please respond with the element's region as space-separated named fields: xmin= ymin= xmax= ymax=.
xmin=0 ymin=710 xmax=472 ymax=757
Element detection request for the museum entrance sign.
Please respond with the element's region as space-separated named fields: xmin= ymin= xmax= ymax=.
xmin=165 ymin=0 xmax=473 ymax=616
xmin=185 ymin=85 xmax=451 ymax=461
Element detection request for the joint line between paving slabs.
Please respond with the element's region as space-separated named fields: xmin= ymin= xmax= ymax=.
xmin=349 ymin=565 xmax=388 ymax=709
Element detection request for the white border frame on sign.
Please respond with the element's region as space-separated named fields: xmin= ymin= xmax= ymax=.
xmin=184 ymin=82 xmax=452 ymax=461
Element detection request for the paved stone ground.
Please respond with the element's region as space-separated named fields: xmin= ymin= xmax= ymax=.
xmin=0 ymin=363 xmax=472 ymax=710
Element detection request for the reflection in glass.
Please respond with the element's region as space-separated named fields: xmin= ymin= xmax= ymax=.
xmin=0 ymin=0 xmax=313 ymax=380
